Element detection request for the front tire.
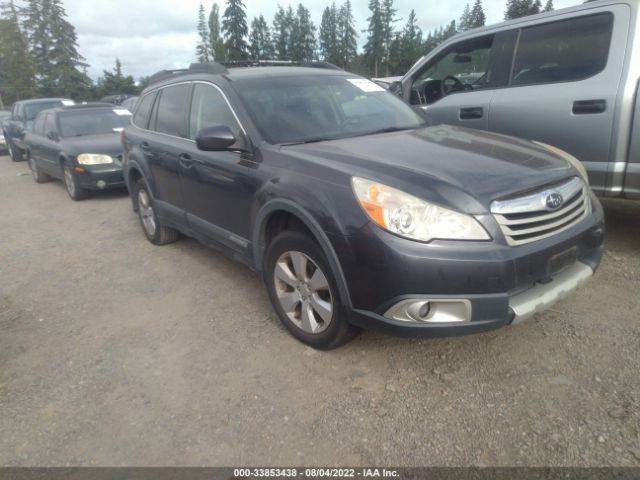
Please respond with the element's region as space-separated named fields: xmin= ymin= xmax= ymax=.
xmin=8 ymin=140 xmax=23 ymax=162
xmin=62 ymin=162 xmax=88 ymax=201
xmin=28 ymin=154 xmax=50 ymax=183
xmin=134 ymin=178 xmax=179 ymax=245
xmin=264 ymin=231 xmax=359 ymax=349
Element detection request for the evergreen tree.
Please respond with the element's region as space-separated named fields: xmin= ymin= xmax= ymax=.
xmin=196 ymin=3 xmax=212 ymax=62
xmin=505 ymin=0 xmax=542 ymax=20
xmin=363 ymin=0 xmax=385 ymax=77
xmin=469 ymin=0 xmax=486 ymax=29
xmin=0 ymin=0 xmax=35 ymax=104
xmin=390 ymin=9 xmax=421 ymax=75
xmin=249 ymin=14 xmax=273 ymax=59
xmin=459 ymin=4 xmax=471 ymax=32
xmin=272 ymin=5 xmax=295 ymax=60
xmin=319 ymin=4 xmax=339 ymax=64
xmin=337 ymin=0 xmax=357 ymax=68
xmin=222 ymin=0 xmax=248 ymax=60
xmin=290 ymin=4 xmax=316 ymax=62
xmin=543 ymin=0 xmax=554 ymax=11
xmin=381 ymin=0 xmax=398 ymax=76
xmin=98 ymin=59 xmax=137 ymax=97
xmin=48 ymin=0 xmax=91 ymax=98
xmin=209 ymin=3 xmax=225 ymax=61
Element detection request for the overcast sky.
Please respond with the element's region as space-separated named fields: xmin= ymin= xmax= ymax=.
xmin=62 ymin=0 xmax=580 ymax=80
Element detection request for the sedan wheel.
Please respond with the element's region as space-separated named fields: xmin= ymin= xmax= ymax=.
xmin=274 ymin=250 xmax=333 ymax=334
xmin=62 ymin=163 xmax=87 ymax=200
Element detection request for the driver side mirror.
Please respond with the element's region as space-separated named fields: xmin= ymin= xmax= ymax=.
xmin=46 ymin=130 xmax=59 ymax=141
xmin=389 ymin=81 xmax=403 ymax=97
xmin=195 ymin=125 xmax=236 ymax=151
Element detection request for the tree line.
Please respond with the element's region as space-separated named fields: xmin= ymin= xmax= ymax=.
xmin=0 ymin=0 xmax=556 ymax=106
xmin=196 ymin=0 xmax=554 ymax=77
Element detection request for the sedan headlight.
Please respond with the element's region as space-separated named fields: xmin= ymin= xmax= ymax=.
xmin=534 ymin=141 xmax=590 ymax=186
xmin=77 ymin=153 xmax=113 ymax=165
xmin=351 ymin=177 xmax=490 ymax=242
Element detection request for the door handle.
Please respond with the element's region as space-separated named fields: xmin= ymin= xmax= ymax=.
xmin=178 ymin=153 xmax=193 ymax=168
xmin=573 ymin=100 xmax=606 ymax=115
xmin=460 ymin=107 xmax=484 ymax=120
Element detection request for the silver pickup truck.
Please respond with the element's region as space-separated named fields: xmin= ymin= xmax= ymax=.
xmin=394 ymin=0 xmax=640 ymax=200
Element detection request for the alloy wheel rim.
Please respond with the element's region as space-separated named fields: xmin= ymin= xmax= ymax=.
xmin=137 ymin=189 xmax=156 ymax=236
xmin=273 ymin=251 xmax=333 ymax=334
xmin=63 ymin=165 xmax=75 ymax=196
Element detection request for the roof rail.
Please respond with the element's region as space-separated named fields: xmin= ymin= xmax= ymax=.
xmin=148 ymin=62 xmax=229 ymax=85
xmin=221 ymin=59 xmax=342 ymax=71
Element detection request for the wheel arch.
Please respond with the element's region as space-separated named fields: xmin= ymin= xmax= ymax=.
xmin=253 ymin=199 xmax=352 ymax=309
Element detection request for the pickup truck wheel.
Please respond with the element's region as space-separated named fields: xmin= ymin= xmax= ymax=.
xmin=134 ymin=179 xmax=179 ymax=245
xmin=62 ymin=162 xmax=88 ymax=201
xmin=8 ymin=141 xmax=23 ymax=162
xmin=264 ymin=231 xmax=359 ymax=349
xmin=28 ymin=155 xmax=50 ymax=183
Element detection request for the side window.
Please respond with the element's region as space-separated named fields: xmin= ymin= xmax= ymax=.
xmin=33 ymin=113 xmax=46 ymax=135
xmin=411 ymin=35 xmax=495 ymax=105
xmin=189 ymin=84 xmax=242 ymax=140
xmin=43 ymin=114 xmax=57 ymax=135
xmin=511 ymin=13 xmax=613 ymax=86
xmin=155 ymin=84 xmax=190 ymax=137
xmin=132 ymin=91 xmax=157 ymax=128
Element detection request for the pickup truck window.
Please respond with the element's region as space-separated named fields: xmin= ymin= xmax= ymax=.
xmin=512 ymin=13 xmax=614 ymax=87
xmin=33 ymin=113 xmax=46 ymax=135
xmin=24 ymin=101 xmax=65 ymax=121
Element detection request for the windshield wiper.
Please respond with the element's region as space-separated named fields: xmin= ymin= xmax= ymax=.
xmin=280 ymin=137 xmax=336 ymax=146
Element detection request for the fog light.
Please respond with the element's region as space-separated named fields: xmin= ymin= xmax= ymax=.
xmin=96 ymin=180 xmax=106 ymax=189
xmin=385 ymin=299 xmax=471 ymax=323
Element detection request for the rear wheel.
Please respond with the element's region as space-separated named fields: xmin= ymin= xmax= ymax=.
xmin=134 ymin=178 xmax=179 ymax=245
xmin=28 ymin=154 xmax=50 ymax=183
xmin=264 ymin=231 xmax=358 ymax=349
xmin=8 ymin=140 xmax=23 ymax=161
xmin=62 ymin=162 xmax=88 ymax=200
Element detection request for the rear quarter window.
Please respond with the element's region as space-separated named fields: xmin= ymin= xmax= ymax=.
xmin=511 ymin=13 xmax=614 ymax=86
xmin=132 ymin=91 xmax=157 ymax=129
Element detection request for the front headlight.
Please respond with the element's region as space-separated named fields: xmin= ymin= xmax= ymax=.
xmin=534 ymin=142 xmax=590 ymax=186
xmin=77 ymin=153 xmax=113 ymax=165
xmin=351 ymin=177 xmax=490 ymax=242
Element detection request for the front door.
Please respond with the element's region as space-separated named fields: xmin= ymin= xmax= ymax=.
xmin=180 ymin=82 xmax=254 ymax=251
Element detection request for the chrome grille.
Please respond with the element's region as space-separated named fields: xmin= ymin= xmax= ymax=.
xmin=491 ymin=177 xmax=590 ymax=246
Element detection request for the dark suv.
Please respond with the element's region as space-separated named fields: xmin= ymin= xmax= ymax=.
xmin=122 ymin=63 xmax=605 ymax=349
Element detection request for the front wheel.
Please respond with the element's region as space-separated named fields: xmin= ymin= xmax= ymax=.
xmin=8 ymin=140 xmax=23 ymax=161
xmin=29 ymin=154 xmax=50 ymax=183
xmin=62 ymin=162 xmax=88 ymax=200
xmin=264 ymin=231 xmax=359 ymax=349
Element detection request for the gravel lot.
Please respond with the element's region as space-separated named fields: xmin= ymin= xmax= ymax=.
xmin=0 ymin=155 xmax=639 ymax=467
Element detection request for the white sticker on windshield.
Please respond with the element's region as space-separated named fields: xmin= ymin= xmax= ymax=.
xmin=62 ymin=100 xmax=74 ymax=106
xmin=113 ymin=109 xmax=132 ymax=116
xmin=347 ymin=78 xmax=385 ymax=92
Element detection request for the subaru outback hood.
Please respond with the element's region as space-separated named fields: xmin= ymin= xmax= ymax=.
xmin=285 ymin=125 xmax=577 ymax=213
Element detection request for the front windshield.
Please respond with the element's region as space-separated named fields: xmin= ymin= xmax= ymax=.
xmin=25 ymin=101 xmax=65 ymax=120
xmin=59 ymin=109 xmax=132 ymax=137
xmin=233 ymin=74 xmax=426 ymax=144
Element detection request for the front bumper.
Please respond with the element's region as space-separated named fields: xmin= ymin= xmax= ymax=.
xmin=339 ymin=194 xmax=605 ymax=337
xmin=76 ymin=164 xmax=125 ymax=190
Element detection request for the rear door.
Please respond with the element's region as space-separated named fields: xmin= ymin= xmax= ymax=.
xmin=488 ymin=7 xmax=628 ymax=194
xmin=39 ymin=113 xmax=61 ymax=175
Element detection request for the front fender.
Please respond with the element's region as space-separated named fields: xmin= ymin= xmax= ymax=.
xmin=252 ymin=198 xmax=353 ymax=309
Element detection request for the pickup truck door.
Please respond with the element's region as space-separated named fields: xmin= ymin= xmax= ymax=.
xmin=403 ymin=31 xmax=514 ymax=131
xmin=488 ymin=6 xmax=629 ymax=195
xmin=39 ymin=113 xmax=62 ymax=175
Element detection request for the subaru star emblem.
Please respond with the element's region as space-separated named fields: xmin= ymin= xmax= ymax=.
xmin=546 ymin=193 xmax=564 ymax=210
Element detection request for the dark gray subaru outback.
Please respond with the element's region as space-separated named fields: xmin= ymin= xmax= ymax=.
xmin=122 ymin=63 xmax=604 ymax=349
